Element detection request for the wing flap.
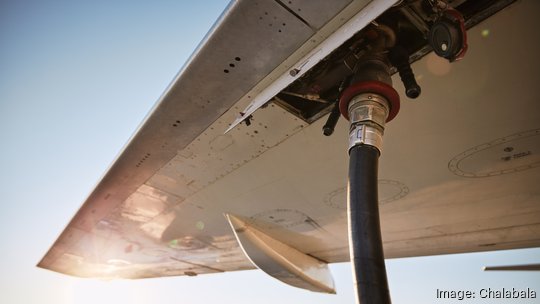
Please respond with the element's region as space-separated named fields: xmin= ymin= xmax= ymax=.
xmin=227 ymin=214 xmax=336 ymax=294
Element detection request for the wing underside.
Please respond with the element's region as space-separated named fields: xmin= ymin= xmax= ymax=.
xmin=39 ymin=0 xmax=540 ymax=281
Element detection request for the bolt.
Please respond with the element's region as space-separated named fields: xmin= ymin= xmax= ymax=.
xmin=441 ymin=43 xmax=448 ymax=51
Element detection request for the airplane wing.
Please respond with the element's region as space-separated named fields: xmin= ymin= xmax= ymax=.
xmin=484 ymin=264 xmax=540 ymax=271
xmin=39 ymin=0 xmax=540 ymax=293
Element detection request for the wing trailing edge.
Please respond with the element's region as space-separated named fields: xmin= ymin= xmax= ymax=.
xmin=483 ymin=264 xmax=540 ymax=271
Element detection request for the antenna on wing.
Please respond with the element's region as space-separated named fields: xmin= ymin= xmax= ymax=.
xmin=483 ymin=264 xmax=540 ymax=271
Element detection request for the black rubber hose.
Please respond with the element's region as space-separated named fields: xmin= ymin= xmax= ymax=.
xmin=348 ymin=144 xmax=391 ymax=304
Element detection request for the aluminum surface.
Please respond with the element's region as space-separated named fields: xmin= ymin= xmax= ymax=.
xmin=348 ymin=93 xmax=390 ymax=152
xmin=39 ymin=0 xmax=540 ymax=288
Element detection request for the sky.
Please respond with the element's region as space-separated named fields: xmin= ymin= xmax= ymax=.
xmin=1 ymin=1 xmax=539 ymax=303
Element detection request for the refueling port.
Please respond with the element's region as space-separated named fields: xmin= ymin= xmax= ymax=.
xmin=428 ymin=7 xmax=468 ymax=62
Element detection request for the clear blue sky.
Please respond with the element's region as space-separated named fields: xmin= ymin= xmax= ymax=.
xmin=1 ymin=1 xmax=538 ymax=303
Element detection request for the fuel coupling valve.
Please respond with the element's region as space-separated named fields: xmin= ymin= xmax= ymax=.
xmin=347 ymin=93 xmax=390 ymax=153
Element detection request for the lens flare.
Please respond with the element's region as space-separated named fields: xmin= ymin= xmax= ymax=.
xmin=426 ymin=52 xmax=452 ymax=76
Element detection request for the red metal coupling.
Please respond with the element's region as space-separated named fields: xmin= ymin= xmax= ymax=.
xmin=339 ymin=80 xmax=400 ymax=123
